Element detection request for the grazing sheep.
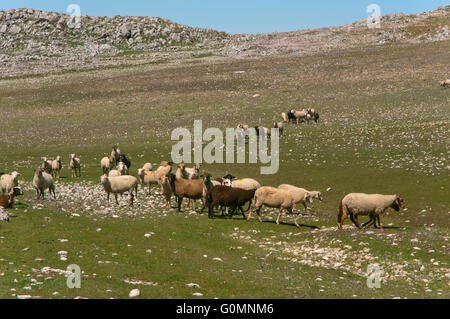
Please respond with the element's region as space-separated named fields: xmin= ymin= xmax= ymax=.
xmin=51 ymin=156 xmax=62 ymax=179
xmin=41 ymin=157 xmax=53 ymax=174
xmin=248 ymin=186 xmax=299 ymax=227
xmin=308 ymin=191 xmax=323 ymax=202
xmin=287 ymin=110 xmax=296 ymax=123
xmin=100 ymin=175 xmax=138 ymax=206
xmin=281 ymin=112 xmax=288 ymax=123
xmin=206 ymin=186 xmax=255 ymax=219
xmin=0 ymin=207 xmax=9 ymax=222
xmin=110 ymin=146 xmax=121 ymax=167
xmin=0 ymin=171 xmax=20 ymax=195
xmin=0 ymin=192 xmax=14 ymax=209
xmin=182 ymin=163 xmax=201 ymax=180
xmin=440 ymin=79 xmax=450 ymax=88
xmin=33 ymin=167 xmax=56 ymax=200
xmin=307 ymin=108 xmax=320 ymax=123
xmin=338 ymin=193 xmax=406 ymax=230
xmin=69 ymin=153 xmax=81 ymax=178
xmin=101 ymin=157 xmax=113 ymax=174
xmin=290 ymin=109 xmax=308 ymax=124
xmin=117 ymin=161 xmax=129 ymax=176
xmin=277 ymin=184 xmax=313 ymax=212
xmin=273 ymin=122 xmax=284 ymax=135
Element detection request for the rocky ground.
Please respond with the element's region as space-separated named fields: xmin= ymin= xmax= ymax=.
xmin=0 ymin=6 xmax=449 ymax=77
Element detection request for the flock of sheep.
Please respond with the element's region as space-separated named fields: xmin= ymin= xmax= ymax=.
xmin=0 ymin=114 xmax=407 ymax=229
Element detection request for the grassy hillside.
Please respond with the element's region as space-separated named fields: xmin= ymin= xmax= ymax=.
xmin=0 ymin=39 xmax=449 ymax=299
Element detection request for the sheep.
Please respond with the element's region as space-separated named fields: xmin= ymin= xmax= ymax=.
xmin=137 ymin=162 xmax=172 ymax=195
xmin=182 ymin=163 xmax=201 ymax=180
xmin=307 ymin=108 xmax=320 ymax=123
xmin=273 ymin=122 xmax=284 ymax=135
xmin=69 ymin=153 xmax=81 ymax=178
xmin=119 ymin=154 xmax=131 ymax=169
xmin=248 ymin=186 xmax=299 ymax=227
xmin=290 ymin=109 xmax=308 ymax=124
xmin=0 ymin=171 xmax=20 ymax=195
xmin=237 ymin=123 xmax=249 ymax=131
xmin=51 ymin=156 xmax=62 ymax=179
xmin=222 ymin=174 xmax=261 ymax=191
xmin=117 ymin=161 xmax=129 ymax=175
xmin=0 ymin=192 xmax=14 ymax=209
xmin=110 ymin=146 xmax=121 ymax=167
xmin=142 ymin=163 xmax=153 ymax=171
xmin=108 ymin=169 xmax=122 ymax=178
xmin=277 ymin=184 xmax=313 ymax=213
xmin=101 ymin=157 xmax=113 ymax=174
xmin=287 ymin=110 xmax=296 ymax=123
xmin=338 ymin=193 xmax=406 ymax=230
xmin=206 ymin=186 xmax=255 ymax=219
xmin=33 ymin=167 xmax=56 ymax=200
xmin=173 ymin=164 xmax=207 ymax=212
xmin=41 ymin=157 xmax=53 ymax=174
xmin=159 ymin=173 xmax=175 ymax=209
xmin=100 ymin=174 xmax=138 ymax=206
xmin=440 ymin=79 xmax=450 ymax=88
xmin=254 ymin=126 xmax=271 ymax=138
xmin=181 ymin=163 xmax=202 ymax=208
xmin=281 ymin=112 xmax=288 ymax=123
xmin=0 ymin=207 xmax=9 ymax=222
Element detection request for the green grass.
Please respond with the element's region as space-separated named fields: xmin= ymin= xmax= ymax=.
xmin=0 ymin=40 xmax=448 ymax=299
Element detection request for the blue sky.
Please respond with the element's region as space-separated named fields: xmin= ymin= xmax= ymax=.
xmin=0 ymin=0 xmax=448 ymax=33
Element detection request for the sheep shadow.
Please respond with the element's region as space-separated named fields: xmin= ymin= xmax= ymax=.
xmin=252 ymin=220 xmax=320 ymax=229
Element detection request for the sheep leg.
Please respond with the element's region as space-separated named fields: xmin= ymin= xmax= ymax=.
xmin=293 ymin=214 xmax=300 ymax=228
xmin=114 ymin=194 xmax=119 ymax=205
xmin=177 ymin=196 xmax=183 ymax=212
xmin=350 ymin=214 xmax=363 ymax=229
xmin=128 ymin=193 xmax=134 ymax=207
xmin=238 ymin=206 xmax=246 ymax=219
xmin=245 ymin=201 xmax=252 ymax=212
xmin=276 ymin=209 xmax=282 ymax=225
xmin=247 ymin=208 xmax=253 ymax=221
xmin=376 ymin=215 xmax=383 ymax=230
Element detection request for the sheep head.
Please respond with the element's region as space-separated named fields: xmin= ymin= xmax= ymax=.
xmin=393 ymin=195 xmax=406 ymax=211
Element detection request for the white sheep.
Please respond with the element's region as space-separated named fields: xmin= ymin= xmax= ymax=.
xmin=291 ymin=109 xmax=308 ymax=124
xmin=281 ymin=112 xmax=288 ymax=122
xmin=51 ymin=156 xmax=62 ymax=179
xmin=108 ymin=169 xmax=122 ymax=178
xmin=117 ymin=161 xmax=129 ymax=175
xmin=338 ymin=193 xmax=406 ymax=230
xmin=273 ymin=122 xmax=284 ymax=135
xmin=70 ymin=153 xmax=81 ymax=178
xmin=440 ymin=79 xmax=450 ymax=88
xmin=0 ymin=171 xmax=21 ymax=195
xmin=100 ymin=175 xmax=138 ymax=206
xmin=101 ymin=157 xmax=113 ymax=174
xmin=277 ymin=184 xmax=313 ymax=211
xmin=248 ymin=186 xmax=299 ymax=227
xmin=41 ymin=157 xmax=53 ymax=174
xmin=223 ymin=177 xmax=261 ymax=191
xmin=33 ymin=167 xmax=56 ymax=200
